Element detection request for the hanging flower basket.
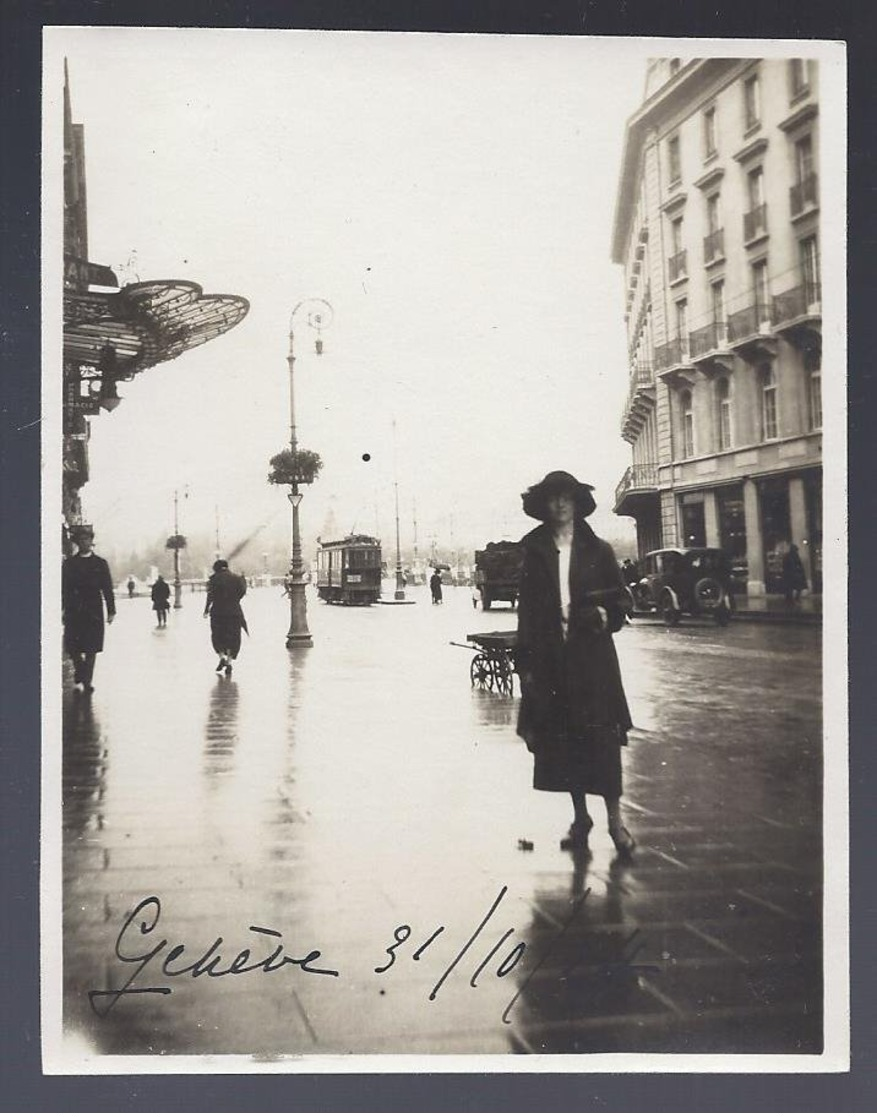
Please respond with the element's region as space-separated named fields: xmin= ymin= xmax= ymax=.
xmin=165 ymin=533 xmax=187 ymax=551
xmin=267 ymin=448 xmax=323 ymax=487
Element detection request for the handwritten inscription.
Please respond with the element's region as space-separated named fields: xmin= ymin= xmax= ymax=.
xmin=88 ymin=896 xmax=339 ymax=1017
xmin=90 ymin=887 xmax=650 ymax=1024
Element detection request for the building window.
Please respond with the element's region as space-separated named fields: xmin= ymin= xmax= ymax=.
xmin=745 ymin=167 xmax=767 ymax=240
xmin=789 ymin=58 xmax=810 ymax=99
xmin=668 ymin=134 xmax=681 ymax=183
xmin=675 ymin=298 xmax=688 ymax=354
xmin=760 ymin=363 xmax=778 ymax=441
xmin=711 ymin=279 xmax=726 ymax=339
xmin=748 ymin=166 xmax=764 ymax=209
xmin=752 ymin=259 xmax=770 ymax=320
xmin=795 ymin=135 xmax=814 ymax=182
xmin=716 ymin=377 xmax=732 ymax=451
xmin=800 ymin=235 xmax=821 ymax=304
xmin=706 ymin=192 xmax=721 ymax=234
xmin=791 ymin=135 xmax=818 ymax=214
xmin=703 ymin=105 xmax=717 ymax=157
xmin=805 ymin=348 xmax=822 ymax=430
xmin=669 ymin=215 xmax=687 ymax=281
xmin=671 ymin=215 xmax=684 ymax=254
xmin=681 ymin=389 xmax=695 ymax=458
xmin=744 ymin=72 xmax=761 ymax=130
xmin=704 ymin=192 xmax=723 ymax=263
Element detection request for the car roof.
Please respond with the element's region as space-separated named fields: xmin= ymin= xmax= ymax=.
xmin=644 ymin=547 xmax=726 ymax=557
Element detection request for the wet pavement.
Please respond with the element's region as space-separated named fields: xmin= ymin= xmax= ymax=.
xmin=58 ymin=583 xmax=823 ymax=1061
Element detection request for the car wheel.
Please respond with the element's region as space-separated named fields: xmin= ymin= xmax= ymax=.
xmin=694 ymin=576 xmax=723 ymax=610
xmin=661 ymin=590 xmax=681 ymax=626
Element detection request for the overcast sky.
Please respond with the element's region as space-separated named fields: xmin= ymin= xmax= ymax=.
xmin=48 ymin=29 xmax=655 ymax=559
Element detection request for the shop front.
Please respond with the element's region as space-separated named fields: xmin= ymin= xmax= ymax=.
xmin=717 ymin=484 xmax=748 ymax=594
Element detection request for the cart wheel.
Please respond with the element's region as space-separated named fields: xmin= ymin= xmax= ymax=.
xmin=470 ymin=653 xmax=493 ymax=689
xmin=495 ymin=655 xmax=514 ymax=695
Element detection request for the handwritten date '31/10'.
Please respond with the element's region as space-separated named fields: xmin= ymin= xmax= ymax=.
xmin=89 ymin=886 xmax=640 ymax=1024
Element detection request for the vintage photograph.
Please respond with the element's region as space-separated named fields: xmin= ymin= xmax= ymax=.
xmin=42 ymin=29 xmax=846 ymax=1071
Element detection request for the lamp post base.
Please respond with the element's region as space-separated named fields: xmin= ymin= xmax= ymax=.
xmin=173 ymin=580 xmax=182 ymax=609
xmin=285 ymin=578 xmax=312 ymax=648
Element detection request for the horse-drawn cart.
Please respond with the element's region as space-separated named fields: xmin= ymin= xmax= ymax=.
xmin=451 ymin=630 xmax=518 ymax=695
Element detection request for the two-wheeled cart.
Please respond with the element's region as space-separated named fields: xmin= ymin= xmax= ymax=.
xmin=451 ymin=630 xmax=518 ymax=695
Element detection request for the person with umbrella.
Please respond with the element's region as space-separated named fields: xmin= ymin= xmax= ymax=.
xmin=203 ymin=559 xmax=248 ymax=676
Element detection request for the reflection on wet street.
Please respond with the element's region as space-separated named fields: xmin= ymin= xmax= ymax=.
xmin=58 ymin=584 xmax=823 ymax=1060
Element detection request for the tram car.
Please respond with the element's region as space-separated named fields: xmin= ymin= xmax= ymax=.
xmin=315 ymin=534 xmax=382 ymax=605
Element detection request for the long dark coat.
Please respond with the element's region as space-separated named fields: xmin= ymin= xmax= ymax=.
xmin=62 ymin=553 xmax=116 ymax=654
xmin=151 ymin=579 xmax=171 ymax=610
xmin=205 ymin=569 xmax=248 ymax=657
xmin=515 ymin=520 xmax=632 ymax=795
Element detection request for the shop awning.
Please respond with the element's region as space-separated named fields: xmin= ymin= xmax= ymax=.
xmin=63 ymin=279 xmax=249 ymax=375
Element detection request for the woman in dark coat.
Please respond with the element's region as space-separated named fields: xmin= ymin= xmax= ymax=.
xmin=515 ymin=471 xmax=635 ymax=855
xmin=62 ymin=525 xmax=116 ymax=692
xmin=203 ymin=559 xmax=248 ymax=676
xmin=150 ymin=574 xmax=171 ymax=627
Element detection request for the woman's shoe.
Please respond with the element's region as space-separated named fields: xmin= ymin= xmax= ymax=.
xmin=216 ymin=659 xmax=225 ymax=672
xmin=560 ymin=817 xmax=593 ymax=851
xmin=224 ymin=662 xmax=233 ymax=677
xmin=609 ymin=825 xmax=636 ymax=857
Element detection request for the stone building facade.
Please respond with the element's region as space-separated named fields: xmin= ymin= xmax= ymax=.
xmin=612 ymin=57 xmax=821 ymax=595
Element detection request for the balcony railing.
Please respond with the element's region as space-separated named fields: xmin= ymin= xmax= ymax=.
xmin=615 ymin=462 xmax=659 ymax=509
xmin=621 ymin=362 xmax=655 ymax=432
xmin=654 ymin=338 xmax=691 ymax=371
xmin=629 ymin=361 xmax=653 ymax=391
xmin=668 ymin=248 xmax=687 ymax=283
xmin=727 ymin=302 xmax=771 ymax=342
xmin=743 ymin=203 xmax=768 ymax=241
xmin=690 ymin=321 xmax=728 ymax=358
xmin=772 ymin=282 xmax=822 ymax=325
xmin=703 ymin=228 xmax=724 ymax=264
xmin=790 ymin=173 xmax=819 ymax=216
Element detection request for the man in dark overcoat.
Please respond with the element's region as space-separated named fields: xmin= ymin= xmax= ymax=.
xmin=203 ymin=559 xmax=248 ymax=676
xmin=62 ymin=525 xmax=116 ymax=692
xmin=515 ymin=471 xmax=635 ymax=855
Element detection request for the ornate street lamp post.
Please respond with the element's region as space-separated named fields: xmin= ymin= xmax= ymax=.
xmin=166 ymin=488 xmax=188 ymax=609
xmin=392 ymin=419 xmax=406 ymax=601
xmin=285 ymin=298 xmax=333 ymax=648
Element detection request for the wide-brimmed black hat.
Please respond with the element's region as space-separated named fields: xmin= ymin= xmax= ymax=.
xmin=521 ymin=470 xmax=596 ymax=521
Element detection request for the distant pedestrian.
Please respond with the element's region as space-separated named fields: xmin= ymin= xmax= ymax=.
xmin=204 ymin=559 xmax=248 ymax=676
xmin=782 ymin=543 xmax=808 ymax=605
xmin=429 ymin=569 xmax=443 ymax=605
xmin=515 ymin=470 xmax=635 ymax=856
xmin=621 ymin=558 xmax=639 ymax=586
xmin=62 ymin=525 xmax=115 ymax=693
xmin=126 ymin=577 xmax=136 ymax=598
xmin=151 ymin=574 xmax=171 ymax=627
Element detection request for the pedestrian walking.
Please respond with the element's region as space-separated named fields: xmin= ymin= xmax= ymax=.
xmin=150 ymin=574 xmax=171 ymax=627
xmin=429 ymin=569 xmax=444 ymax=604
xmin=621 ymin=557 xmax=639 ymax=586
xmin=126 ymin=577 xmax=136 ymax=598
xmin=515 ymin=470 xmax=635 ymax=856
xmin=62 ymin=525 xmax=116 ymax=693
xmin=782 ymin=543 xmax=808 ymax=605
xmin=203 ymin=559 xmax=248 ymax=676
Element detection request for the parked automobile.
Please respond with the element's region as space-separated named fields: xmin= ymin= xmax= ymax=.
xmin=632 ymin=547 xmax=734 ymax=626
